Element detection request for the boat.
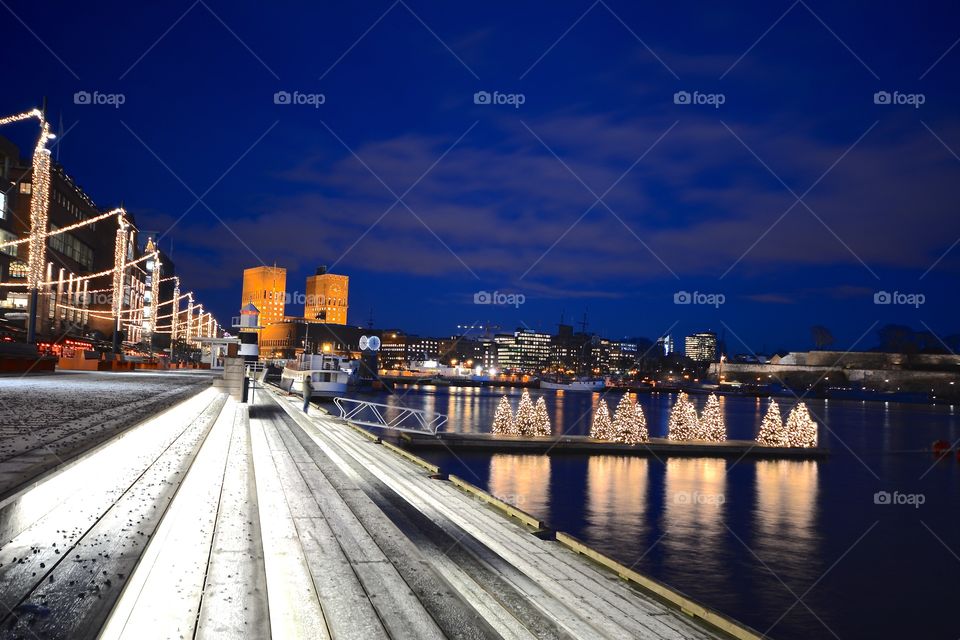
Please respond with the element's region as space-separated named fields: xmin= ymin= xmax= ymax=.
xmin=280 ymin=352 xmax=358 ymax=399
xmin=539 ymin=377 xmax=605 ymax=392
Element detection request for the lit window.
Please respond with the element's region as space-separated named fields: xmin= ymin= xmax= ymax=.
xmin=19 ymin=182 xmax=31 ymax=194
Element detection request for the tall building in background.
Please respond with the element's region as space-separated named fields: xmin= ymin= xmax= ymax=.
xmin=241 ymin=265 xmax=286 ymax=327
xmin=656 ymin=334 xmax=674 ymax=356
xmin=304 ymin=265 xmax=348 ymax=325
xmin=685 ymin=331 xmax=718 ymax=362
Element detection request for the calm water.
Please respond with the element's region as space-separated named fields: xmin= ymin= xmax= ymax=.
xmin=347 ymin=384 xmax=960 ymax=640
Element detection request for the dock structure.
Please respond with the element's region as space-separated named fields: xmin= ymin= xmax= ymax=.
xmin=0 ymin=378 xmax=762 ymax=639
xmin=396 ymin=432 xmax=828 ymax=459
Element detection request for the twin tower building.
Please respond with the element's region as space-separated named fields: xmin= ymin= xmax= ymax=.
xmin=241 ymin=265 xmax=349 ymax=328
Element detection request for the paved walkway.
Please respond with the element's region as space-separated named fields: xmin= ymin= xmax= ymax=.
xmin=0 ymin=384 xmax=744 ymax=639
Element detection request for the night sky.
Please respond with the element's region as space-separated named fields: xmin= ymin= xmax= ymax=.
xmin=4 ymin=1 xmax=960 ymax=353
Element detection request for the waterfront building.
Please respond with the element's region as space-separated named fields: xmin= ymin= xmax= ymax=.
xmin=685 ymin=331 xmax=718 ymax=362
xmin=304 ymin=265 xmax=348 ymax=325
xmin=495 ymin=328 xmax=550 ymax=373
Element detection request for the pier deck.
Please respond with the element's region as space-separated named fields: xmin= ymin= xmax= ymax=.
xmin=0 ymin=381 xmax=759 ymax=639
xmin=396 ymin=431 xmax=828 ymax=459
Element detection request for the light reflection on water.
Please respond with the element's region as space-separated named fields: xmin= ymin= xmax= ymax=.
xmin=351 ymin=385 xmax=960 ymax=640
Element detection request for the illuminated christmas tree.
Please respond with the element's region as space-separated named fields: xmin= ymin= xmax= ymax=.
xmin=667 ymin=392 xmax=699 ymax=441
xmin=532 ymin=397 xmax=552 ymax=437
xmin=611 ymin=394 xmax=634 ymax=442
xmin=699 ymin=394 xmax=726 ymax=442
xmin=515 ymin=389 xmax=536 ymax=436
xmin=491 ymin=395 xmax=514 ymax=435
xmin=611 ymin=394 xmax=648 ymax=444
xmin=786 ymin=402 xmax=818 ymax=448
xmin=633 ymin=401 xmax=649 ymax=443
xmin=590 ymin=399 xmax=614 ymax=440
xmin=756 ymin=399 xmax=788 ymax=446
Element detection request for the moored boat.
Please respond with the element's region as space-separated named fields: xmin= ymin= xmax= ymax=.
xmin=280 ymin=352 xmax=357 ymax=399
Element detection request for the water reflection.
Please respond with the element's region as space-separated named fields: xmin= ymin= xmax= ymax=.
xmin=585 ymin=456 xmax=649 ymax=544
xmin=662 ymin=458 xmax=727 ymax=591
xmin=488 ymin=454 xmax=551 ymax=517
xmin=754 ymin=460 xmax=821 ymax=586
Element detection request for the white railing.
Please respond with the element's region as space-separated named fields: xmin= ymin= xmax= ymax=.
xmin=333 ymin=397 xmax=447 ymax=435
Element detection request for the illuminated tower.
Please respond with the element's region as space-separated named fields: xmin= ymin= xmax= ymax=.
xmin=304 ymin=265 xmax=348 ymax=325
xmin=241 ymin=265 xmax=286 ymax=326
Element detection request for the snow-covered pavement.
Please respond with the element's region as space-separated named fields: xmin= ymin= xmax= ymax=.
xmin=0 ymin=371 xmax=211 ymax=500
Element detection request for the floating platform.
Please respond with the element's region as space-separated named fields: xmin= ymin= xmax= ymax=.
xmin=398 ymin=432 xmax=828 ymax=459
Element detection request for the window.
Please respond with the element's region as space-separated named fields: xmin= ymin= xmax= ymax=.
xmin=48 ymin=225 xmax=94 ymax=270
xmin=0 ymin=191 xmax=5 ymax=219
xmin=19 ymin=182 xmax=31 ymax=194
xmin=0 ymin=229 xmax=17 ymax=257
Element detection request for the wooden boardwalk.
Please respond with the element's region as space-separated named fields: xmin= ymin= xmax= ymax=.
xmin=0 ymin=386 xmax=758 ymax=639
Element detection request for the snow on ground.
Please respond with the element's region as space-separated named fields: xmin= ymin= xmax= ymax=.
xmin=0 ymin=371 xmax=210 ymax=497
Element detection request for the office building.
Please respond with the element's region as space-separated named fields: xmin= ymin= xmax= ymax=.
xmin=685 ymin=331 xmax=718 ymax=362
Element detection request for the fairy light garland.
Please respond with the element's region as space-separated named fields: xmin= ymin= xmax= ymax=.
xmin=26 ymin=120 xmax=55 ymax=289
xmin=0 ymin=208 xmax=123 ymax=251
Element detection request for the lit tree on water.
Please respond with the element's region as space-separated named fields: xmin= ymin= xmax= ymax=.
xmin=491 ymin=396 xmax=514 ymax=435
xmin=515 ymin=389 xmax=536 ymax=436
xmin=756 ymin=399 xmax=788 ymax=446
xmin=532 ymin=397 xmax=552 ymax=437
xmin=786 ymin=402 xmax=818 ymax=448
xmin=667 ymin=392 xmax=699 ymax=441
xmin=700 ymin=394 xmax=726 ymax=442
xmin=611 ymin=394 xmax=648 ymax=444
xmin=590 ymin=399 xmax=614 ymax=440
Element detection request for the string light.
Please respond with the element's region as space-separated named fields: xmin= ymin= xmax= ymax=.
xmin=112 ymin=216 xmax=127 ymax=319
xmin=610 ymin=394 xmax=648 ymax=444
xmin=756 ymin=399 xmax=788 ymax=446
xmin=532 ymin=397 xmax=551 ymax=437
xmin=590 ymin=399 xmax=614 ymax=440
xmin=786 ymin=402 xmax=818 ymax=448
xmin=27 ymin=120 xmax=55 ymax=289
xmin=0 ymin=208 xmax=123 ymax=251
xmin=491 ymin=395 xmax=514 ymax=435
xmin=514 ymin=388 xmax=536 ymax=435
xmin=699 ymin=393 xmax=727 ymax=442
xmin=667 ymin=392 xmax=699 ymax=441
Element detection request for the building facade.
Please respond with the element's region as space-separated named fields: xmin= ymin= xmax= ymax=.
xmin=241 ymin=266 xmax=286 ymax=327
xmin=304 ymin=265 xmax=348 ymax=325
xmin=685 ymin=331 xmax=718 ymax=362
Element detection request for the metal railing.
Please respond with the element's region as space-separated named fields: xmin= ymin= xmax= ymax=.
xmin=333 ymin=397 xmax=447 ymax=435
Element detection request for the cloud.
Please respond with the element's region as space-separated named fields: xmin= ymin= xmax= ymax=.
xmin=170 ymin=110 xmax=960 ymax=294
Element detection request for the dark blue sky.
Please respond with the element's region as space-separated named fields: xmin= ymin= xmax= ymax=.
xmin=4 ymin=1 xmax=960 ymax=352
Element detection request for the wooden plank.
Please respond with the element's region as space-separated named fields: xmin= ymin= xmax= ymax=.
xmin=0 ymin=390 xmax=221 ymax=619
xmin=1 ymin=394 xmax=228 ymax=639
xmin=272 ymin=399 xmax=573 ymax=640
xmin=296 ymin=415 xmax=605 ymax=640
xmin=302 ymin=411 xmax=701 ymax=640
xmin=99 ymin=398 xmax=237 ymax=639
xmin=248 ymin=407 xmax=330 ymax=639
xmin=262 ymin=412 xmax=443 ymax=640
xmin=195 ymin=405 xmax=271 ymax=640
